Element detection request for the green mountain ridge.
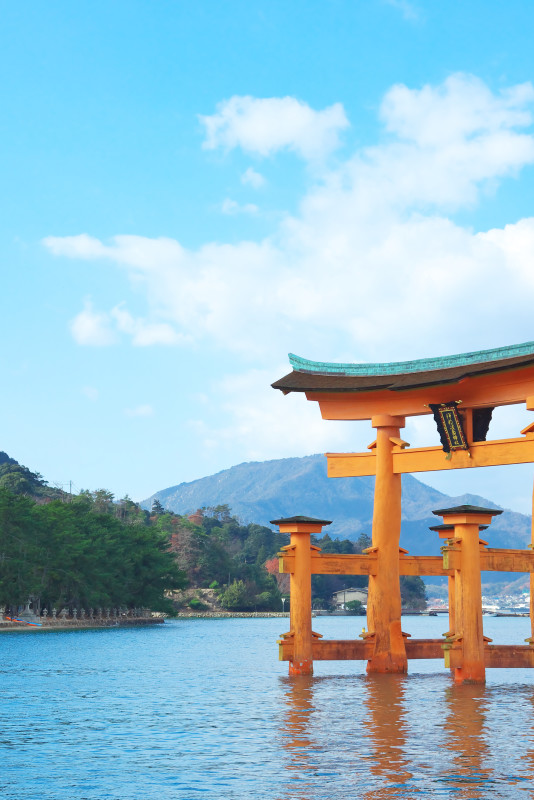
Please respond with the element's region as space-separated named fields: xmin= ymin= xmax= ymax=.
xmin=144 ymin=454 xmax=532 ymax=558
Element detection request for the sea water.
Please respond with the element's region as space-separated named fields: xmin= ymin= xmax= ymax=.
xmin=1 ymin=616 xmax=534 ymax=799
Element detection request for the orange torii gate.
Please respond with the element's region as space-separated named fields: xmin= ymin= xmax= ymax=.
xmin=271 ymin=342 xmax=534 ymax=682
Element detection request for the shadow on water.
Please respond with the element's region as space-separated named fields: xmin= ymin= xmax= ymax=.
xmin=277 ymin=672 xmax=534 ymax=800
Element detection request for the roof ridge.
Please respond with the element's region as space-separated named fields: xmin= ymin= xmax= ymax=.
xmin=288 ymin=341 xmax=534 ymax=377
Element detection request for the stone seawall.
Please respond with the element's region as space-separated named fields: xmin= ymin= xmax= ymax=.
xmin=0 ymin=617 xmax=164 ymax=631
xmin=1 ymin=612 xmax=292 ymax=628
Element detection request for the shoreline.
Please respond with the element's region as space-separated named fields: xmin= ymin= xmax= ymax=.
xmin=0 ymin=613 xmax=293 ymax=630
xmin=0 ymin=617 xmax=164 ymax=632
xmin=0 ymin=613 xmax=294 ymax=630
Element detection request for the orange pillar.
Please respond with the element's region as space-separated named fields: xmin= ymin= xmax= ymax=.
xmin=434 ymin=506 xmax=502 ymax=684
xmin=271 ymin=516 xmax=331 ymax=676
xmin=430 ymin=523 xmax=456 ymax=637
xmin=366 ymin=415 xmax=407 ymax=674
xmin=448 ymin=574 xmax=456 ymax=635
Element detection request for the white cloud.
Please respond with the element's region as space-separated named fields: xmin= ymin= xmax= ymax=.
xmin=125 ymin=404 xmax=154 ymax=418
xmin=188 ymin=368 xmax=362 ymax=461
xmin=381 ymin=73 xmax=534 ymax=148
xmin=44 ymin=233 xmax=108 ymax=259
xmin=200 ymin=95 xmax=349 ymax=160
xmin=221 ymin=198 xmax=259 ymax=215
xmin=241 ymin=167 xmax=265 ymax=188
xmin=47 ymin=75 xmax=534 ymax=364
xmin=111 ymin=305 xmax=184 ymax=346
xmin=70 ymin=300 xmax=116 ymax=346
xmin=479 ymin=217 xmax=534 ymax=286
xmin=68 ymin=298 xmax=187 ymax=348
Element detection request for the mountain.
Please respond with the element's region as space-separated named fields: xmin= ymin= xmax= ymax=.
xmin=143 ymin=454 xmax=532 ymax=557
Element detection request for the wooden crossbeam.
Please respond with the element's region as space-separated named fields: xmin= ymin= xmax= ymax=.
xmin=485 ymin=645 xmax=534 ymax=669
xmin=280 ymin=550 xmax=534 ymax=576
xmin=399 ymin=556 xmax=449 ymax=576
xmin=278 ymin=638 xmax=373 ymax=661
xmin=445 ymin=644 xmax=534 ymax=669
xmin=279 ymin=552 xmax=450 ymax=576
xmin=405 ymin=639 xmax=445 ymax=659
xmin=280 ymin=638 xmax=534 ymax=666
xmin=327 ymin=436 xmax=534 ymax=478
xmin=278 ymin=552 xmax=378 ymax=575
xmin=481 ymin=549 xmax=534 ymax=572
xmin=279 ymin=638 xmax=446 ymax=661
xmin=443 ymin=548 xmax=534 ymax=573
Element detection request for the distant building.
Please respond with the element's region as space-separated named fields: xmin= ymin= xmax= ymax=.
xmin=332 ymin=587 xmax=368 ymax=608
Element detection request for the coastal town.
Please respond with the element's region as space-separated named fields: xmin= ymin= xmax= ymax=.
xmin=328 ymin=585 xmax=531 ymax=616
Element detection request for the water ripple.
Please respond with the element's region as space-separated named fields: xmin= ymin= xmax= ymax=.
xmin=1 ymin=618 xmax=534 ymax=798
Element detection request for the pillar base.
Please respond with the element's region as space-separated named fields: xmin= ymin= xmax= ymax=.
xmin=289 ymin=659 xmax=313 ymax=676
xmin=366 ymin=653 xmax=408 ymax=674
xmin=453 ymin=666 xmax=485 ymax=684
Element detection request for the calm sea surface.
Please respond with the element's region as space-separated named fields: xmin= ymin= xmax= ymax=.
xmin=1 ymin=616 xmax=534 ymax=799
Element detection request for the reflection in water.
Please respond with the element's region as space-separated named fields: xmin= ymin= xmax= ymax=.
xmin=279 ymin=673 xmax=414 ymax=799
xmin=278 ymin=673 xmax=534 ymax=799
xmin=528 ymin=692 xmax=534 ymax=789
xmin=362 ymin=675 xmax=411 ymax=799
xmin=4 ymin=621 xmax=534 ymax=799
xmin=442 ymin=684 xmax=491 ymax=798
xmin=279 ymin=676 xmax=318 ymax=800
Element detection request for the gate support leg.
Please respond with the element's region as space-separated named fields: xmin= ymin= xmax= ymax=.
xmin=434 ymin=505 xmax=502 ymax=684
xmin=271 ymin=516 xmax=331 ymax=676
xmin=366 ymin=415 xmax=407 ymax=674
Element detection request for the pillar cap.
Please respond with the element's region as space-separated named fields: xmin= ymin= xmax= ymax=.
xmin=429 ymin=522 xmax=488 ymax=532
xmin=432 ymin=504 xmax=502 ymax=517
xmin=270 ymin=515 xmax=332 ymax=526
xmin=429 ymin=523 xmax=454 ymax=532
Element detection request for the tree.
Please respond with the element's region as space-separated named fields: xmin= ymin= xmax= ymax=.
xmin=91 ymin=489 xmax=115 ymax=514
xmin=0 ymin=487 xmax=186 ymax=613
xmin=345 ymin=599 xmax=365 ymax=615
xmin=151 ymin=499 xmax=166 ymax=515
xmin=354 ymin=533 xmax=372 ymax=553
xmin=219 ymin=579 xmax=252 ymax=610
xmin=265 ymin=557 xmax=289 ymax=594
xmin=202 ymin=504 xmax=233 ymax=523
xmin=0 ymin=489 xmax=40 ymax=607
xmin=400 ymin=576 xmax=427 ymax=610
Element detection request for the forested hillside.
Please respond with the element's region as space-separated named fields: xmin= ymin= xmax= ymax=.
xmin=0 ymin=453 xmax=426 ymax=614
xmin=0 ymin=451 xmax=65 ymax=500
xmin=166 ymin=504 xmax=426 ymax=611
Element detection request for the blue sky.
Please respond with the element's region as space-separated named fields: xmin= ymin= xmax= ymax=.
xmin=3 ymin=0 xmax=534 ymax=514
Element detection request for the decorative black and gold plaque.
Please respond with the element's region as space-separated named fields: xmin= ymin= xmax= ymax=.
xmin=429 ymin=402 xmax=469 ymax=454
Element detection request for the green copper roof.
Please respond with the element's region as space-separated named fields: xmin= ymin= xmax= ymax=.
xmin=288 ymin=341 xmax=534 ymax=377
